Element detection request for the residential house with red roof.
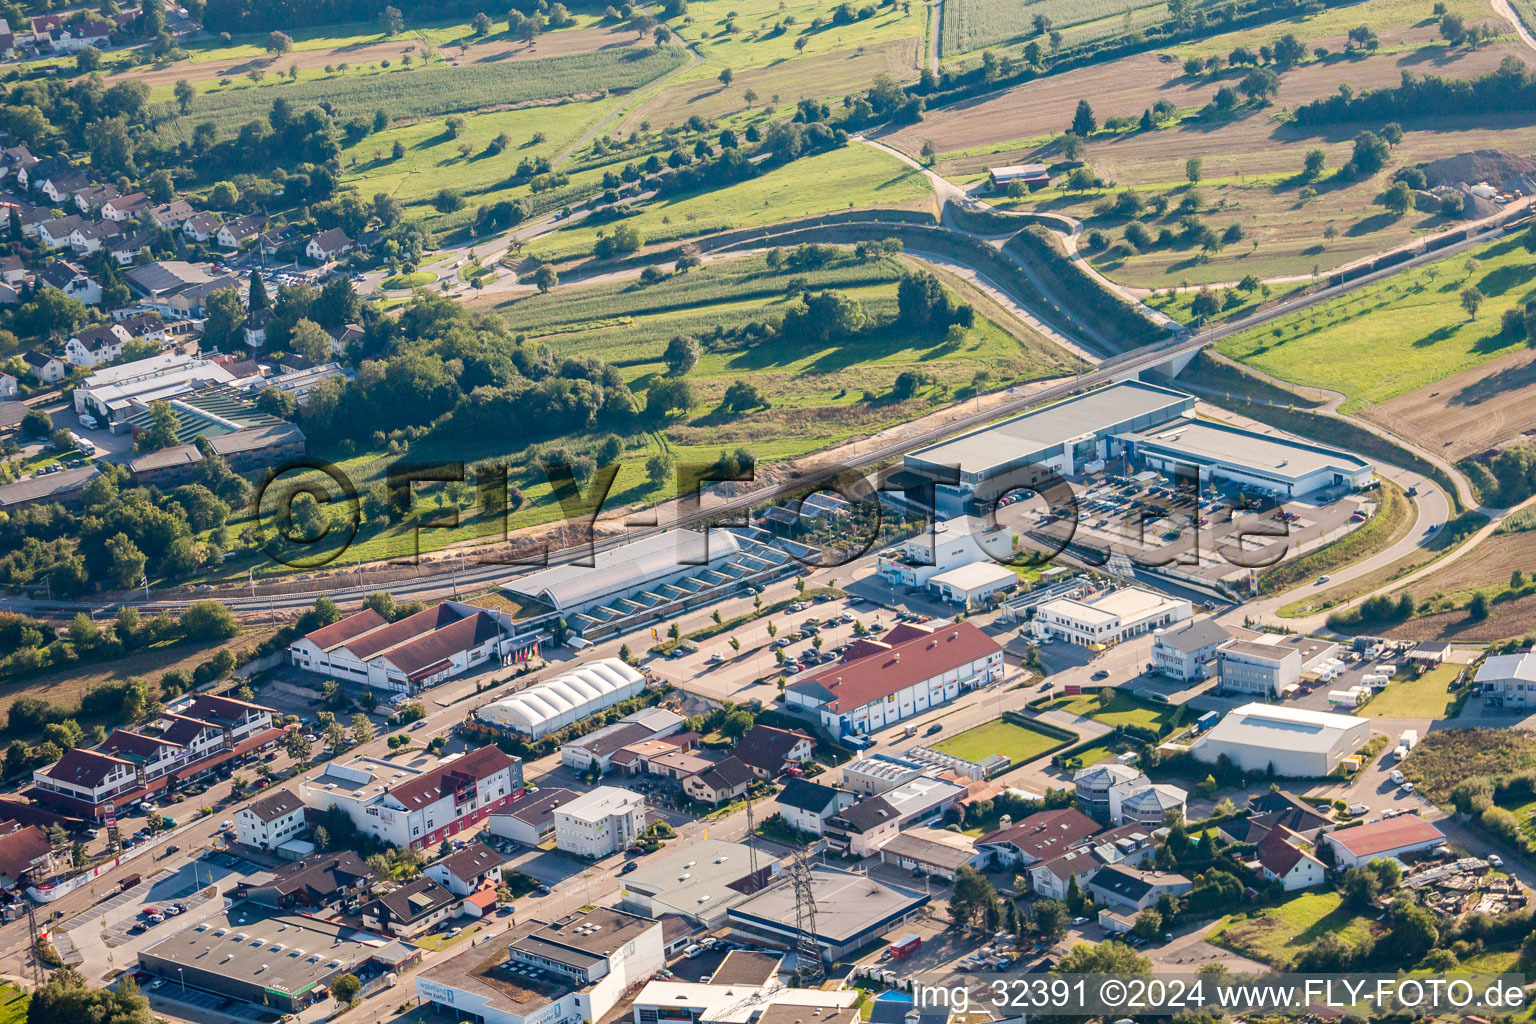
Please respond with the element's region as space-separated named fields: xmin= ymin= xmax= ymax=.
xmin=1256 ymin=827 xmax=1326 ymax=891
xmin=785 ymin=621 xmax=1003 ymax=738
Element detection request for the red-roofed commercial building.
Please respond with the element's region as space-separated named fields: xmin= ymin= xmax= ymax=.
xmin=288 ymin=602 xmax=535 ymax=694
xmin=298 ymin=746 xmax=523 ymax=850
xmin=785 ymin=622 xmax=1003 ymax=738
xmin=31 ymin=695 xmax=279 ymax=820
xmin=1323 ymin=814 xmax=1446 ymax=868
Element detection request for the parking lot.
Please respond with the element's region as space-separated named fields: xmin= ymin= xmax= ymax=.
xmin=663 ymin=592 xmax=898 ymax=705
xmin=1026 ymin=474 xmax=1370 ymax=583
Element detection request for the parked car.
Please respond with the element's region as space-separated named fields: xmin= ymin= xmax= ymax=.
xmin=619 ymin=861 xmax=639 ymax=875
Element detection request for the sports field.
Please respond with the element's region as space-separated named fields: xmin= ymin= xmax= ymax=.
xmin=933 ymin=718 xmax=1066 ymax=765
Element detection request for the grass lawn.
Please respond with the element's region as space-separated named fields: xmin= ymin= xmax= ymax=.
xmin=933 ymin=718 xmax=1066 ymax=765
xmin=382 ymin=271 xmax=437 ymax=289
xmin=1358 ymin=664 xmax=1461 ymax=719
xmin=672 ymin=0 xmax=924 ymax=79
xmin=1050 ymin=691 xmax=1175 ymax=733
xmin=413 ymin=922 xmax=484 ymax=951
xmin=527 ymin=144 xmax=935 ymax=263
xmin=1216 ymin=234 xmax=1536 ymax=414
xmin=1069 ymin=740 xmax=1117 ymax=766
xmin=1208 ymin=891 xmax=1377 ymax=967
xmin=341 ymin=94 xmax=613 ymax=215
xmin=0 ymin=985 xmax=24 ymax=1024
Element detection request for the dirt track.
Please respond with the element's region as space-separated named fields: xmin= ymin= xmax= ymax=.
xmin=1364 ymin=346 xmax=1536 ymax=462
xmin=96 ymin=22 xmax=649 ymax=90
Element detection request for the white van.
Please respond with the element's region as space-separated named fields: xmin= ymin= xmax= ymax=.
xmin=1389 ymin=769 xmax=1405 ymax=785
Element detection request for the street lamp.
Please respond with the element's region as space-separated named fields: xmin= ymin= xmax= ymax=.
xmin=178 ymin=967 xmax=185 ymax=994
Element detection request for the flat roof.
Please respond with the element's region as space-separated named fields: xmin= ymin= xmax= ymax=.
xmin=619 ymin=838 xmax=761 ymax=915
xmin=728 ymin=868 xmax=928 ymax=944
xmin=419 ymin=943 xmax=576 ymax=1011
xmin=1116 ymin=418 xmax=1372 ymax=483
xmin=907 ymin=381 xmax=1194 ymax=477
xmin=139 ymin=901 xmax=410 ymax=998
xmin=554 ymin=785 xmax=643 ymax=823
xmin=1200 ymin=703 xmax=1367 ymax=754
xmin=928 ymin=561 xmax=1017 ymax=591
xmin=1039 ymin=586 xmax=1182 ymax=627
xmin=1221 ymin=639 xmax=1299 ymax=663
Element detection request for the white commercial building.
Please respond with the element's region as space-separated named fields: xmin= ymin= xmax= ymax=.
xmin=927 ymin=560 xmax=1018 ymax=608
xmin=1191 ymin=703 xmax=1370 ymax=778
xmin=288 ymin=602 xmax=522 ymax=694
xmin=1150 ymin=620 xmax=1231 ymax=681
xmin=72 ymin=352 xmax=235 ymax=427
xmin=416 ymin=907 xmax=665 ymax=1024
xmin=904 ymin=380 xmax=1196 ymax=514
xmin=477 ymin=659 xmax=647 ymax=740
xmin=618 ymin=838 xmax=775 ymax=926
xmin=1114 ymin=418 xmax=1374 ymax=499
xmin=1475 ymin=651 xmax=1536 ymax=708
xmin=785 ymin=622 xmax=1003 ymax=739
xmin=553 ymin=786 xmax=646 ymax=858
xmin=1032 ymin=586 xmax=1191 ymax=647
xmin=1323 ymin=814 xmax=1446 ymax=869
xmin=297 ymin=747 xmax=524 ymax=850
xmin=1217 ymin=640 xmax=1302 ymax=697
xmin=874 ymin=516 xmax=1011 ymax=589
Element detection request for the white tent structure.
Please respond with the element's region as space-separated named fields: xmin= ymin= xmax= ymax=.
xmin=476 ymin=658 xmax=646 ymax=739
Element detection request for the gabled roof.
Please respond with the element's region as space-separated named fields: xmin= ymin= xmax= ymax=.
xmin=733 ymin=724 xmax=811 ymax=773
xmin=364 ymin=875 xmax=457 ymax=922
xmin=344 ymin=604 xmax=461 ymax=661
xmin=694 ymin=755 xmax=753 ymax=794
xmin=300 ymin=607 xmax=388 ymax=652
xmin=155 ymin=712 xmax=220 ymax=747
xmin=1154 ymin=618 xmax=1231 ymax=653
xmin=832 ymin=795 xmax=898 ymax=834
xmin=247 ymin=788 xmax=304 ymax=822
xmin=40 ymin=747 xmax=132 ymax=788
xmin=776 ymin=778 xmax=843 ymax=815
xmin=388 ymin=746 xmax=516 ymax=810
xmin=491 ymin=787 xmax=579 ymax=828
xmin=309 ymin=227 xmax=352 ymax=252
xmin=259 ymin=850 xmax=373 ymax=900
xmin=977 ymin=807 xmax=1101 ymax=861
xmin=788 ymin=622 xmax=1001 ymax=714
xmin=431 ymin=841 xmax=502 ymax=882
xmin=1088 ymin=864 xmax=1189 ymax=901
xmin=1256 ymin=828 xmax=1317 ymax=879
xmin=382 ymin=612 xmax=502 ymax=681
xmin=182 ymin=693 xmax=272 ymax=726
xmin=0 ymin=826 xmax=50 ymax=882
xmin=1326 ymin=815 xmax=1445 ymax=858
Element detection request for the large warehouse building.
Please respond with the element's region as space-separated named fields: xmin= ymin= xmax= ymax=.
xmin=785 ymin=622 xmax=1003 ymax=739
xmin=1114 ymin=418 xmax=1374 ymax=498
xmin=903 ymin=379 xmax=1373 ymax=511
xmin=904 ymin=381 xmax=1195 ymax=512
xmin=1191 ymin=703 xmax=1370 ymax=777
xmin=500 ymin=528 xmax=795 ymax=642
xmin=138 ymin=902 xmax=419 ymax=1013
xmin=474 ymin=658 xmax=647 ymax=740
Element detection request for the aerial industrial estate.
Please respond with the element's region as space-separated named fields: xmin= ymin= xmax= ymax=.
xmin=2 ymin=0 xmax=1536 ymax=1021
